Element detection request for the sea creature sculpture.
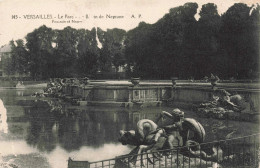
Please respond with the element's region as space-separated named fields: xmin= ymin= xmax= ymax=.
xmin=197 ymin=88 xmax=253 ymax=120
xmin=118 ymin=116 xmax=207 ymax=165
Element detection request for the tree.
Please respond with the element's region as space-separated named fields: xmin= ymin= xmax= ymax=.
xmin=195 ymin=3 xmax=222 ymax=78
xmin=55 ymin=26 xmax=78 ymax=77
xmin=97 ymin=28 xmax=126 ymax=73
xmin=219 ymin=3 xmax=253 ymax=79
xmin=124 ymin=22 xmax=154 ymax=78
xmin=248 ymin=4 xmax=260 ymax=79
xmin=5 ymin=40 xmax=17 ymax=75
xmin=26 ymin=25 xmax=55 ymax=79
xmin=76 ymin=28 xmax=99 ymax=76
xmin=15 ymin=39 xmax=30 ymax=74
xmin=107 ymin=29 xmax=126 ymax=73
xmin=6 ymin=39 xmax=29 ymax=76
xmin=124 ymin=3 xmax=199 ymax=79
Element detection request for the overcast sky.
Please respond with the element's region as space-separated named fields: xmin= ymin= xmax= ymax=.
xmin=0 ymin=0 xmax=257 ymax=46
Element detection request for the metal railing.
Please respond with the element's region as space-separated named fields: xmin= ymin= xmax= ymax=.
xmin=68 ymin=133 xmax=260 ymax=168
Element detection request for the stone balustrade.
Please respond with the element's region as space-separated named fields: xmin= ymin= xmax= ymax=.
xmin=59 ymin=81 xmax=259 ymax=114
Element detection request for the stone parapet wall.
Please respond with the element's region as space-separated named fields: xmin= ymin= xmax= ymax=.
xmin=61 ymin=84 xmax=259 ymax=112
xmin=63 ymin=84 xmax=172 ymax=103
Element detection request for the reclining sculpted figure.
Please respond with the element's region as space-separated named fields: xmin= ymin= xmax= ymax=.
xmin=197 ymin=88 xmax=253 ymax=120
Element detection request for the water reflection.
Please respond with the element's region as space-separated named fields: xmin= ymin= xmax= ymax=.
xmin=0 ymin=99 xmax=8 ymax=133
xmin=22 ymin=99 xmax=260 ymax=154
xmin=24 ymin=99 xmax=133 ymax=153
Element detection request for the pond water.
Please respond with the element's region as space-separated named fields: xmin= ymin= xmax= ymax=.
xmin=0 ymin=88 xmax=259 ymax=168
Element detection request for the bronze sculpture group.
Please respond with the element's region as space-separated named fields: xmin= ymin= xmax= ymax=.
xmin=118 ymin=109 xmax=222 ymax=166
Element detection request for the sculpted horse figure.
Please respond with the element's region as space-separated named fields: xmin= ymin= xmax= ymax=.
xmin=118 ymin=109 xmax=221 ymax=165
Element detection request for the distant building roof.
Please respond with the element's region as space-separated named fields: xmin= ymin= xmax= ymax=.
xmin=0 ymin=44 xmax=11 ymax=53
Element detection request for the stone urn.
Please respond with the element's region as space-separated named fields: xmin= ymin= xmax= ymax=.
xmin=211 ymin=80 xmax=217 ymax=86
xmin=171 ymin=77 xmax=178 ymax=87
xmin=203 ymin=76 xmax=209 ymax=83
xmin=83 ymin=77 xmax=89 ymax=85
xmin=210 ymin=78 xmax=219 ymax=90
xmin=210 ymin=74 xmax=220 ymax=89
xmin=131 ymin=77 xmax=140 ymax=86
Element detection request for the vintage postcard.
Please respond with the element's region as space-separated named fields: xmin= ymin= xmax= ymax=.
xmin=0 ymin=0 xmax=259 ymax=168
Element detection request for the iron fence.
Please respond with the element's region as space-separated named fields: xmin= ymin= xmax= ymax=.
xmin=68 ymin=133 xmax=260 ymax=168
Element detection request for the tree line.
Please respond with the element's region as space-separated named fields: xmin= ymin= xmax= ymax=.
xmin=5 ymin=3 xmax=260 ymax=80
xmin=5 ymin=26 xmax=126 ymax=79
